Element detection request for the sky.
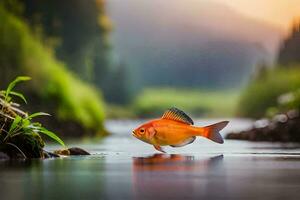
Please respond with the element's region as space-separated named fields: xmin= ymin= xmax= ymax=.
xmin=215 ymin=0 xmax=300 ymax=32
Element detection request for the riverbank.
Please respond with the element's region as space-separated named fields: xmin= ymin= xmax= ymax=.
xmin=226 ymin=110 xmax=300 ymax=142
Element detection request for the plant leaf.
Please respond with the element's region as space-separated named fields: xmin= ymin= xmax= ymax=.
xmin=21 ymin=119 xmax=31 ymax=128
xmin=9 ymin=91 xmax=27 ymax=104
xmin=31 ymin=122 xmax=42 ymax=127
xmin=0 ymin=90 xmax=5 ymax=96
xmin=39 ymin=128 xmax=65 ymax=147
xmin=9 ymin=115 xmax=22 ymax=134
xmin=28 ymin=112 xmax=50 ymax=119
xmin=5 ymin=76 xmax=31 ymax=101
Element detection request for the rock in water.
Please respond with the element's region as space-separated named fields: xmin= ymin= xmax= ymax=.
xmin=226 ymin=110 xmax=300 ymax=142
xmin=68 ymin=147 xmax=90 ymax=155
xmin=53 ymin=147 xmax=90 ymax=156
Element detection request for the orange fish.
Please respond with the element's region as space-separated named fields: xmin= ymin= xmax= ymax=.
xmin=132 ymin=107 xmax=229 ymax=153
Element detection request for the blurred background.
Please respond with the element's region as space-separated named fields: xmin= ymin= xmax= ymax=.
xmin=1 ymin=0 xmax=300 ymax=137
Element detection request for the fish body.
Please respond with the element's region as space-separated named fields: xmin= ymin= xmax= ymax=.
xmin=132 ymin=107 xmax=229 ymax=153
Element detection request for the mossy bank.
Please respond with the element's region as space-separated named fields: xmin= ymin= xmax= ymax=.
xmin=0 ymin=5 xmax=107 ymax=137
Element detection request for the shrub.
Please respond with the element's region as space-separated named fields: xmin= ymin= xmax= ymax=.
xmin=238 ymin=67 xmax=300 ymax=118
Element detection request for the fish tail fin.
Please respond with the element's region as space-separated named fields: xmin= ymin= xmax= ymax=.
xmin=198 ymin=121 xmax=229 ymax=144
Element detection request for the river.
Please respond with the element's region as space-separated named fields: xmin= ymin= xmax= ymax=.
xmin=1 ymin=119 xmax=300 ymax=200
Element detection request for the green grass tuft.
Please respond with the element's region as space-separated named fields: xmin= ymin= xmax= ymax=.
xmin=0 ymin=76 xmax=65 ymax=158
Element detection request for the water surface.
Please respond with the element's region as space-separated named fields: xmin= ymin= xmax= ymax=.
xmin=1 ymin=119 xmax=300 ymax=200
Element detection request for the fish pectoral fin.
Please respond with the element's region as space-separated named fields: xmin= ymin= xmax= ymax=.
xmin=170 ymin=136 xmax=196 ymax=147
xmin=147 ymin=127 xmax=157 ymax=140
xmin=154 ymin=145 xmax=166 ymax=153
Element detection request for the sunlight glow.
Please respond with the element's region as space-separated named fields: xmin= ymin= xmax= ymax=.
xmin=215 ymin=0 xmax=300 ymax=32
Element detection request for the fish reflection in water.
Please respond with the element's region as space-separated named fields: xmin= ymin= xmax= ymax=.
xmin=132 ymin=154 xmax=224 ymax=199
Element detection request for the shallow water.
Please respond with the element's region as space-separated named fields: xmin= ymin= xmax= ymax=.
xmin=1 ymin=119 xmax=300 ymax=200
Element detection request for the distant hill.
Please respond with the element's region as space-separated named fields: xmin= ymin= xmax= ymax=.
xmin=107 ymin=0 xmax=283 ymax=89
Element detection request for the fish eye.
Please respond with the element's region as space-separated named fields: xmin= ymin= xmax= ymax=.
xmin=140 ymin=128 xmax=145 ymax=133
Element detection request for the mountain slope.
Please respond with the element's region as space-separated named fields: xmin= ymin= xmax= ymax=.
xmin=107 ymin=0 xmax=283 ymax=89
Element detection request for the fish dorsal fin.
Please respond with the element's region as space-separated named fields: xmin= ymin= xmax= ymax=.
xmin=161 ymin=107 xmax=194 ymax=125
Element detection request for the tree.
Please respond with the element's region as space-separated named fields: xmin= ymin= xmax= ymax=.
xmin=22 ymin=0 xmax=112 ymax=82
xmin=101 ymin=62 xmax=132 ymax=104
xmin=278 ymin=19 xmax=300 ymax=66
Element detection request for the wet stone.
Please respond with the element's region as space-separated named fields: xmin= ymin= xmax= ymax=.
xmin=68 ymin=147 xmax=90 ymax=155
xmin=226 ymin=111 xmax=300 ymax=142
xmin=53 ymin=147 xmax=90 ymax=156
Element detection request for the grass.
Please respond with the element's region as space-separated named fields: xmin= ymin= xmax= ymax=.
xmin=0 ymin=5 xmax=106 ymax=134
xmin=133 ymin=88 xmax=239 ymax=118
xmin=238 ymin=67 xmax=300 ymax=118
xmin=0 ymin=76 xmax=65 ymax=158
xmin=105 ymin=104 xmax=137 ymax=119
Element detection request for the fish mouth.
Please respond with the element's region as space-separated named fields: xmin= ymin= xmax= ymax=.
xmin=132 ymin=130 xmax=137 ymax=137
